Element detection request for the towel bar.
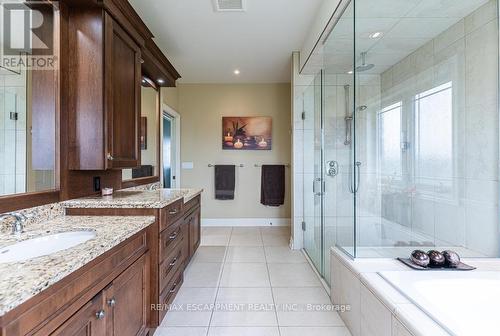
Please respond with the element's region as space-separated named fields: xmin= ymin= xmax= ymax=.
xmin=208 ymin=164 xmax=245 ymax=168
xmin=254 ymin=164 xmax=290 ymax=168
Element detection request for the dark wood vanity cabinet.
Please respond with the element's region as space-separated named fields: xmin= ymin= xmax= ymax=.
xmin=65 ymin=195 xmax=202 ymax=330
xmin=51 ymin=293 xmax=107 ymax=336
xmin=0 ymin=229 xmax=149 ymax=336
xmin=104 ymin=13 xmax=141 ymax=169
xmin=68 ymin=8 xmax=142 ymax=170
xmin=183 ymin=199 xmax=201 ymax=262
xmin=104 ymin=253 xmax=149 ymax=336
xmin=51 ymin=249 xmax=148 ymax=336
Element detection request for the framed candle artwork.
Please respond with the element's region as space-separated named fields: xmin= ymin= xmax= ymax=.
xmin=222 ymin=116 xmax=272 ymax=150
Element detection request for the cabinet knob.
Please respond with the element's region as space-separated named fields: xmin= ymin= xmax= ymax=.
xmin=169 ymin=232 xmax=178 ymax=240
xmin=169 ymin=209 xmax=178 ymax=215
xmin=96 ymin=310 xmax=106 ymax=320
xmin=107 ymin=153 xmax=114 ymax=161
xmin=107 ymin=298 xmax=116 ymax=307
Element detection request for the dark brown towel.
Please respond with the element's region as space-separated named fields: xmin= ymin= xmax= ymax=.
xmin=215 ymin=165 xmax=235 ymax=200
xmin=132 ymin=165 xmax=154 ymax=178
xmin=260 ymin=165 xmax=285 ymax=206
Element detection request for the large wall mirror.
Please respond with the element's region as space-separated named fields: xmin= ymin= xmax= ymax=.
xmin=122 ymin=80 xmax=159 ymax=184
xmin=0 ymin=3 xmax=59 ymax=198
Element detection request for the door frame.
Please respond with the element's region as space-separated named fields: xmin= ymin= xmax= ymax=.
xmin=161 ymin=103 xmax=181 ymax=188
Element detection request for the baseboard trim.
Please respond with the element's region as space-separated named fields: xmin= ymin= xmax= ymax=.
xmin=201 ymin=218 xmax=291 ymax=227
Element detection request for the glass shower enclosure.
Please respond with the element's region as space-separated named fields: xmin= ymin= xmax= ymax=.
xmin=301 ymin=0 xmax=500 ymax=285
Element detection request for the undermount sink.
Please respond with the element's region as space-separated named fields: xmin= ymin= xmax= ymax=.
xmin=0 ymin=230 xmax=96 ymax=263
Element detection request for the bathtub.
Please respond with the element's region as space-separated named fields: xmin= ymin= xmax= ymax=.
xmin=379 ymin=271 xmax=500 ymax=336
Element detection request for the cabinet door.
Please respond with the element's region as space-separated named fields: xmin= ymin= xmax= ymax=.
xmin=106 ymin=253 xmax=149 ymax=336
xmin=51 ymin=293 xmax=106 ymax=336
xmin=104 ymin=13 xmax=141 ymax=169
xmin=189 ymin=207 xmax=201 ymax=258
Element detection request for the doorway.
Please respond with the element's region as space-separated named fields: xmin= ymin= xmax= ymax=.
xmin=161 ymin=104 xmax=180 ymax=188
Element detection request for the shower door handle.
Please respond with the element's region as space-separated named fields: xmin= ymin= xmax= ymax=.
xmin=313 ymin=178 xmax=323 ymax=196
xmin=349 ymin=162 xmax=362 ymax=193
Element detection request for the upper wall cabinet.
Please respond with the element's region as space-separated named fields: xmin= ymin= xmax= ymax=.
xmin=68 ymin=7 xmax=142 ymax=170
xmin=104 ymin=13 xmax=142 ymax=169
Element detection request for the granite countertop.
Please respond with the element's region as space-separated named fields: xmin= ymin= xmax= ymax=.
xmin=0 ymin=215 xmax=155 ymax=316
xmin=61 ymin=188 xmax=203 ymax=209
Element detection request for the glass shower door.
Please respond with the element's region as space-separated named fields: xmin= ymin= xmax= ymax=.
xmin=303 ymin=72 xmax=324 ymax=273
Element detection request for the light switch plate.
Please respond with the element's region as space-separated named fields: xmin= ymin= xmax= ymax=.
xmin=182 ymin=162 xmax=194 ymax=169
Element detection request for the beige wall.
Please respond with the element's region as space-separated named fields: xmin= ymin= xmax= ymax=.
xmin=161 ymin=87 xmax=179 ymax=111
xmin=176 ymin=83 xmax=292 ymax=220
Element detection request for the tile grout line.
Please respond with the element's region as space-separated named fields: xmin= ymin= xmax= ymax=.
xmin=262 ymin=228 xmax=282 ymax=336
xmin=205 ymin=227 xmax=232 ymax=336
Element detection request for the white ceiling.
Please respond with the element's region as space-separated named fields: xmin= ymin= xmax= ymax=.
xmin=304 ymin=0 xmax=490 ymax=75
xmin=129 ymin=0 xmax=323 ymax=83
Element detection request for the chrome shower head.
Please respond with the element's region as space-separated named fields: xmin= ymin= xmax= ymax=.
xmin=355 ymin=52 xmax=374 ymax=72
xmin=357 ymin=105 xmax=368 ymax=111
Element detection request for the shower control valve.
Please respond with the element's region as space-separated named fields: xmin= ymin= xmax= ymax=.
xmin=326 ymin=161 xmax=339 ymax=177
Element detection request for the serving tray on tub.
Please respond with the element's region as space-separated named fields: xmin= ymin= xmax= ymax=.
xmin=397 ymin=258 xmax=476 ymax=271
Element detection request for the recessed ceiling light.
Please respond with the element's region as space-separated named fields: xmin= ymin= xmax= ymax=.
xmin=234 ymin=69 xmax=240 ymax=75
xmin=157 ymin=79 xmax=165 ymax=84
xmin=369 ymin=32 xmax=383 ymax=39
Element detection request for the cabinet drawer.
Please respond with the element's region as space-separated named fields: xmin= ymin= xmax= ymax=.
xmin=158 ymin=268 xmax=183 ymax=323
xmin=159 ymin=242 xmax=183 ymax=294
xmin=160 ymin=199 xmax=184 ymax=231
xmin=159 ymin=218 xmax=182 ymax=263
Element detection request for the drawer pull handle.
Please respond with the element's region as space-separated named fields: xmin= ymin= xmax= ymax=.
xmin=169 ymin=283 xmax=177 ymax=293
xmin=169 ymin=258 xmax=177 ymax=266
xmin=107 ymin=298 xmax=116 ymax=307
xmin=96 ymin=310 xmax=106 ymax=320
xmin=169 ymin=232 xmax=178 ymax=240
xmin=169 ymin=209 xmax=178 ymax=215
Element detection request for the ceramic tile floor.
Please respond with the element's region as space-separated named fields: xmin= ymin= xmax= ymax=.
xmin=154 ymin=226 xmax=351 ymax=336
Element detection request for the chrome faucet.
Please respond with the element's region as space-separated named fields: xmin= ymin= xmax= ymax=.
xmin=0 ymin=212 xmax=27 ymax=234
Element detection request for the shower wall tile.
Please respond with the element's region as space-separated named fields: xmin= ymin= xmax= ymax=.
xmin=410 ymin=196 xmax=435 ymax=239
xmin=434 ymin=198 xmax=466 ymax=247
xmin=380 ymin=68 xmax=393 ymax=93
xmin=356 ymin=217 xmax=383 ymax=247
xmin=324 ymin=179 xmax=338 ymax=217
xmin=336 ymin=173 xmax=354 ymax=218
xmin=465 ymin=179 xmax=499 ymax=206
xmin=391 ymin=55 xmax=416 ymax=86
xmin=465 ymin=0 xmax=498 ymax=34
xmin=302 ymin=129 xmax=315 ymax=174
xmin=465 ymin=19 xmax=499 ymax=108
xmin=293 ymin=173 xmax=304 ymax=218
xmin=465 ymin=201 xmax=499 ymax=256
xmin=303 ymin=173 xmax=315 ymax=218
xmin=292 ymin=130 xmax=304 ymax=174
xmin=379 ymin=1 xmax=499 ymax=256
xmin=433 ymin=19 xmax=465 ymax=53
xmin=465 ymin=102 xmax=499 ymax=180
xmin=414 ymin=40 xmax=435 ymax=73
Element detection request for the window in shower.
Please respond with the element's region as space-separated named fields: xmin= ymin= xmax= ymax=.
xmin=414 ymin=82 xmax=453 ymax=196
xmin=378 ymin=102 xmax=403 ymax=178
